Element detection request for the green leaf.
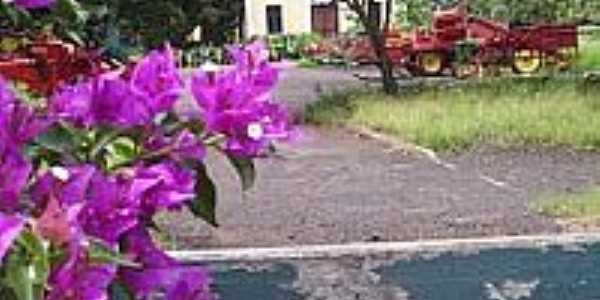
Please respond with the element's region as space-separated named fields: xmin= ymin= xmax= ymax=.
xmin=31 ymin=124 xmax=87 ymax=165
xmin=226 ymin=154 xmax=256 ymax=191
xmin=34 ymin=123 xmax=87 ymax=157
xmin=35 ymin=125 xmax=74 ymax=153
xmin=0 ymin=3 xmax=30 ymax=25
xmin=2 ymin=250 xmax=35 ymax=300
xmin=17 ymin=231 xmax=49 ymax=287
xmin=88 ymin=239 xmax=140 ymax=268
xmin=112 ymin=138 xmax=136 ymax=160
xmin=186 ymin=162 xmax=218 ymax=227
xmin=109 ymin=282 xmax=134 ymax=300
xmin=64 ymin=29 xmax=84 ymax=46
xmin=55 ymin=0 xmax=89 ymax=24
xmin=105 ymin=137 xmax=137 ymax=170
xmin=0 ymin=230 xmax=51 ymax=300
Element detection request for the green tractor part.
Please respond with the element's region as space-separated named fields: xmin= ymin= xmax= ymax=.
xmin=453 ymin=39 xmax=480 ymax=78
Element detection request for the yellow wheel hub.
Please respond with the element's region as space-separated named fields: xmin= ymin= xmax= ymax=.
xmin=0 ymin=37 xmax=20 ymax=53
xmin=513 ymin=49 xmax=542 ymax=74
xmin=419 ymin=52 xmax=443 ymax=75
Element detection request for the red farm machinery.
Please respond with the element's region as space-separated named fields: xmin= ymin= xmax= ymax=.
xmin=348 ymin=4 xmax=579 ymax=77
xmin=0 ymin=31 xmax=110 ymax=95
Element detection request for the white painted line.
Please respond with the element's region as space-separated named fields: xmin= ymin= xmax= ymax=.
xmin=479 ymin=174 xmax=511 ymax=189
xmin=353 ymin=127 xmax=457 ymax=170
xmin=412 ymin=144 xmax=457 ymax=170
xmin=169 ymin=233 xmax=600 ymax=263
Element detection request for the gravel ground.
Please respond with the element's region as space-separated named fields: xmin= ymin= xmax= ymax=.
xmin=160 ymin=67 xmax=600 ymax=249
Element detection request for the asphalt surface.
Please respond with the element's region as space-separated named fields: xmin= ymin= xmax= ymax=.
xmin=160 ymin=66 xmax=600 ymax=249
xmin=273 ymin=65 xmax=364 ymax=113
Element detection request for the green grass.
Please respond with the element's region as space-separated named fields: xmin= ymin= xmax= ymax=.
xmin=533 ymin=188 xmax=600 ymax=225
xmin=305 ymin=78 xmax=600 ymax=152
xmin=297 ymin=57 xmax=321 ymax=69
xmin=577 ymin=37 xmax=600 ymax=70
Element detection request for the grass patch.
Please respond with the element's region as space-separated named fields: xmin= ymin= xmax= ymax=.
xmin=577 ymin=37 xmax=600 ymax=70
xmin=533 ymin=188 xmax=600 ymax=226
xmin=304 ymin=89 xmax=363 ymax=125
xmin=297 ymin=58 xmax=321 ymax=69
xmin=305 ymin=78 xmax=600 ymax=152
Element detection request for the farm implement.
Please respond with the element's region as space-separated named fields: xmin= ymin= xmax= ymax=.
xmin=347 ymin=4 xmax=578 ymax=78
xmin=0 ymin=32 xmax=109 ymax=95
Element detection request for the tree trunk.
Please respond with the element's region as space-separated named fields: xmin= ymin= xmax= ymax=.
xmin=384 ymin=0 xmax=392 ymax=30
xmin=348 ymin=0 xmax=398 ymax=94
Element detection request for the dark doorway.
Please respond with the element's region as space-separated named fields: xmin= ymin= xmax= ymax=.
xmin=368 ymin=0 xmax=382 ymax=29
xmin=312 ymin=3 xmax=338 ymax=37
xmin=266 ymin=5 xmax=283 ymax=34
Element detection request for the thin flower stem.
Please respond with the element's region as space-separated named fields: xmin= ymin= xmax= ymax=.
xmin=89 ymin=128 xmax=124 ymax=160
xmin=109 ymin=144 xmax=178 ymax=171
xmin=203 ymin=134 xmax=226 ymax=147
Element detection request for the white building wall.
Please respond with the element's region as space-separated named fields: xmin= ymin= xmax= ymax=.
xmin=243 ymin=0 xmax=399 ymax=39
xmin=338 ymin=2 xmax=356 ymax=34
xmin=244 ymin=0 xmax=312 ymax=38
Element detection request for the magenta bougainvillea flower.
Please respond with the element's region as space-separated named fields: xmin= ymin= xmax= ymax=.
xmin=0 ymin=213 xmax=24 ymax=260
xmin=224 ymin=101 xmax=292 ymax=157
xmin=5 ymin=104 xmax=52 ymax=145
xmin=0 ymin=77 xmax=15 ymax=108
xmin=119 ymin=226 xmax=213 ymax=300
xmin=130 ymin=161 xmax=196 ymax=216
xmin=0 ymin=77 xmax=49 ymax=212
xmin=78 ymin=173 xmax=140 ymax=245
xmin=0 ymin=147 xmax=32 ymax=212
xmin=51 ymin=76 xmax=151 ymax=127
xmin=52 ymin=47 xmax=183 ymax=128
xmin=191 ymin=41 xmax=292 ymax=157
xmin=12 ymin=0 xmax=56 ymax=9
xmin=228 ymin=41 xmax=279 ymax=98
xmin=227 ymin=41 xmax=269 ymax=73
xmin=32 ymin=166 xmax=134 ymax=245
xmin=0 ymin=39 xmax=292 ymax=299
xmin=46 ymin=245 xmax=116 ymax=300
xmin=0 ymin=77 xmax=51 ymax=146
xmin=145 ymin=129 xmax=206 ymax=162
xmin=32 ymin=165 xmax=96 ymax=207
xmin=131 ymin=45 xmax=185 ymax=116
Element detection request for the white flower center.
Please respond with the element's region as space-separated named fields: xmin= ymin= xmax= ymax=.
xmin=50 ymin=166 xmax=70 ymax=182
xmin=247 ymin=123 xmax=264 ymax=140
xmin=201 ymin=60 xmax=220 ymax=73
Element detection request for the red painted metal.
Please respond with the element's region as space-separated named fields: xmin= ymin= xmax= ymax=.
xmin=346 ymin=4 xmax=578 ymax=76
xmin=0 ymin=35 xmax=109 ymax=95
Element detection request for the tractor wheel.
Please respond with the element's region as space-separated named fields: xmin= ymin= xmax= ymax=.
xmin=417 ymin=52 xmax=444 ymax=76
xmin=0 ymin=37 xmax=21 ymax=53
xmin=512 ymin=49 xmax=542 ymax=74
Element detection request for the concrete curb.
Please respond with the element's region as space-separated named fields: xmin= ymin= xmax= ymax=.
xmin=169 ymin=233 xmax=600 ymax=263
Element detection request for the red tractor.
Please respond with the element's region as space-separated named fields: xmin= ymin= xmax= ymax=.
xmin=347 ymin=4 xmax=578 ymax=77
xmin=0 ymin=32 xmax=110 ymax=95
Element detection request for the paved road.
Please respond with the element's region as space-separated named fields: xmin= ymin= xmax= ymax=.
xmin=273 ymin=65 xmax=364 ymax=112
xmin=160 ymin=66 xmax=600 ymax=249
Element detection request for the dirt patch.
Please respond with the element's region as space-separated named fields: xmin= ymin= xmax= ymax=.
xmin=158 ymin=127 xmax=600 ymax=249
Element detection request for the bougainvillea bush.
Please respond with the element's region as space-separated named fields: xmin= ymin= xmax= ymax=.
xmin=0 ymin=2 xmax=293 ymax=300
